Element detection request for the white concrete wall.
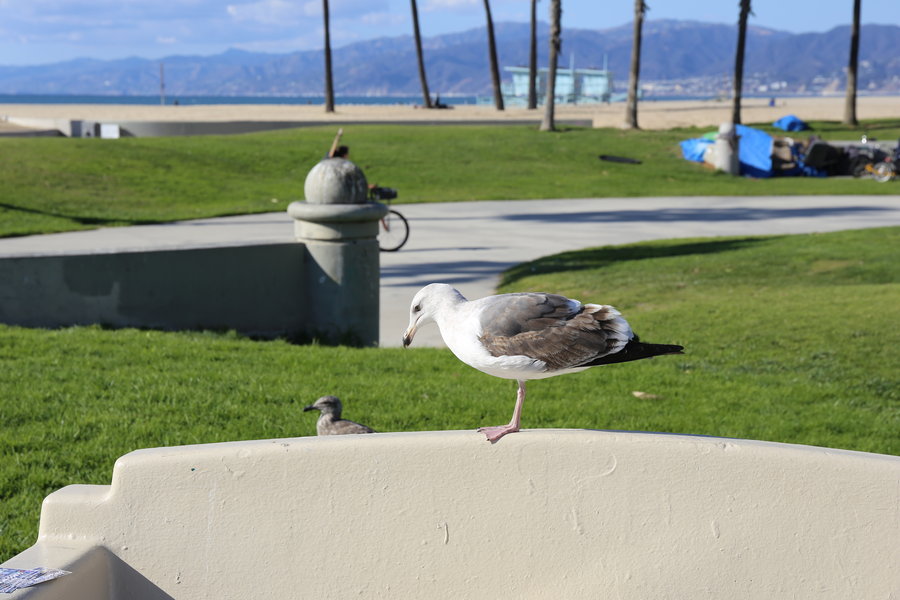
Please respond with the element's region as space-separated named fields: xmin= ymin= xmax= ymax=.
xmin=3 ymin=430 xmax=898 ymax=599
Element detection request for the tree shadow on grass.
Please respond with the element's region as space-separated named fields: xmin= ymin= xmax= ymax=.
xmin=500 ymin=237 xmax=770 ymax=287
xmin=0 ymin=202 xmax=162 ymax=231
xmin=807 ymin=119 xmax=900 ymax=134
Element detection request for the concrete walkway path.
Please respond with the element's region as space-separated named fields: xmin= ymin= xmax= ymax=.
xmin=2 ymin=196 xmax=898 ymax=347
xmin=380 ymin=195 xmax=900 ymax=347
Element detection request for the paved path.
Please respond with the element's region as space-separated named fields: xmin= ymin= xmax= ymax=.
xmin=380 ymin=195 xmax=900 ymax=347
xmin=2 ymin=196 xmax=898 ymax=347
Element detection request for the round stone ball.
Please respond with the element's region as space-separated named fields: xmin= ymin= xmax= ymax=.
xmin=304 ymin=158 xmax=369 ymax=205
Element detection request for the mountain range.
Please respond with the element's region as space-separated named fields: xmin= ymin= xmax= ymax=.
xmin=0 ymin=20 xmax=898 ymax=98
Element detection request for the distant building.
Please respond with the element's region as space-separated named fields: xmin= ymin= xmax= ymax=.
xmin=497 ymin=61 xmax=617 ymax=106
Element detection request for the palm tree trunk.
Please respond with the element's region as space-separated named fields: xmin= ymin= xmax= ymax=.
xmin=527 ymin=0 xmax=539 ymax=109
xmin=323 ymin=0 xmax=335 ymax=113
xmin=539 ymin=0 xmax=561 ymax=131
xmin=624 ymin=1 xmax=647 ymax=129
xmin=843 ymin=0 xmax=861 ymax=125
xmin=411 ymin=0 xmax=433 ymax=109
xmin=483 ymin=0 xmax=505 ymax=111
xmin=731 ymin=0 xmax=752 ymax=125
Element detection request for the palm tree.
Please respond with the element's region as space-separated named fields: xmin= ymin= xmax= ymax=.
xmin=624 ymin=1 xmax=648 ymax=129
xmin=323 ymin=0 xmax=335 ymax=113
xmin=539 ymin=0 xmax=561 ymax=131
xmin=731 ymin=0 xmax=752 ymax=124
xmin=527 ymin=0 xmax=539 ymax=109
xmin=482 ymin=0 xmax=504 ymax=111
xmin=410 ymin=0 xmax=433 ymax=109
xmin=843 ymin=0 xmax=861 ymax=125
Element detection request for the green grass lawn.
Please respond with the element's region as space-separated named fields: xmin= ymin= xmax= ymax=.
xmin=2 ymin=226 xmax=897 ymax=560
xmin=1 ymin=118 xmax=898 ymax=238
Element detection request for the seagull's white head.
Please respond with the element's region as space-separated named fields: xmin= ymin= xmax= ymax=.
xmin=402 ymin=283 xmax=465 ymax=347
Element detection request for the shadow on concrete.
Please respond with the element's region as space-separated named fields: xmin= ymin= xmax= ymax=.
xmin=403 ymin=246 xmax=492 ymax=253
xmin=381 ymin=259 xmax=515 ymax=287
xmin=500 ymin=205 xmax=891 ymax=224
xmin=26 ymin=546 xmax=175 ymax=600
xmin=172 ymin=216 xmax=293 ymax=227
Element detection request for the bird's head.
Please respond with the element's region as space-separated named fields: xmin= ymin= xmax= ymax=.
xmin=303 ymin=395 xmax=343 ymax=417
xmin=402 ymin=283 xmax=464 ymax=347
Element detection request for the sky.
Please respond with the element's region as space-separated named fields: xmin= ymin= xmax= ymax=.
xmin=0 ymin=0 xmax=897 ymax=67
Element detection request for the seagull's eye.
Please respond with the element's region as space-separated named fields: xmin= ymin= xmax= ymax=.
xmin=413 ymin=304 xmax=422 ymax=313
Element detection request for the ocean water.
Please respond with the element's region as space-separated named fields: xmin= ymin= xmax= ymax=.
xmin=0 ymin=94 xmax=479 ymax=106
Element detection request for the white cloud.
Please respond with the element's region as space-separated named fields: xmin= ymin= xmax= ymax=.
xmin=360 ymin=11 xmax=405 ymax=27
xmin=0 ymin=0 xmax=882 ymax=66
xmin=225 ymin=0 xmax=303 ymax=25
xmin=301 ymin=1 xmax=319 ymax=18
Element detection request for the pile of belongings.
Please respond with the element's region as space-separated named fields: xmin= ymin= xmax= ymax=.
xmin=679 ymin=119 xmax=883 ymax=178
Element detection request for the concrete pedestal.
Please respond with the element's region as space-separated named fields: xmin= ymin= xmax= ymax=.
xmin=288 ymin=158 xmax=387 ymax=346
xmin=714 ymin=122 xmax=741 ymax=175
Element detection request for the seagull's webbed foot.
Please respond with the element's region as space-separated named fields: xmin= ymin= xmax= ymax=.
xmin=477 ymin=423 xmax=519 ymax=443
xmin=478 ymin=380 xmax=527 ymax=443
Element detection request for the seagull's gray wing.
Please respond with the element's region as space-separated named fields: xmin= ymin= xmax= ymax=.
xmin=325 ymin=419 xmax=375 ymax=435
xmin=477 ymin=293 xmax=626 ymax=370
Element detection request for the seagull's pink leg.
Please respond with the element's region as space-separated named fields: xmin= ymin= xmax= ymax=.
xmin=478 ymin=380 xmax=526 ymax=443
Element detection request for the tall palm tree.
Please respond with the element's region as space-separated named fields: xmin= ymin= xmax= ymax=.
xmin=410 ymin=0 xmax=433 ymax=109
xmin=527 ymin=0 xmax=539 ymax=109
xmin=323 ymin=0 xmax=335 ymax=113
xmin=624 ymin=1 xmax=648 ymax=129
xmin=731 ymin=0 xmax=752 ymax=124
xmin=843 ymin=0 xmax=861 ymax=125
xmin=539 ymin=0 xmax=561 ymax=131
xmin=483 ymin=0 xmax=504 ymax=111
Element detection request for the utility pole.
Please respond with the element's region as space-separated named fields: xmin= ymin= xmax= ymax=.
xmin=159 ymin=63 xmax=166 ymax=106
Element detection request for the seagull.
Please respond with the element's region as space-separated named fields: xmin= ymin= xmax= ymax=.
xmin=402 ymin=283 xmax=683 ymax=443
xmin=303 ymin=396 xmax=375 ymax=435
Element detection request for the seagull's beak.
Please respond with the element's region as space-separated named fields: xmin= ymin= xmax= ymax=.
xmin=402 ymin=324 xmax=416 ymax=348
xmin=302 ymin=405 xmax=316 ymax=412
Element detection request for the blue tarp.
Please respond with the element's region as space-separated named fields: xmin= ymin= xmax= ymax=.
xmin=772 ymin=114 xmax=809 ymax=132
xmin=679 ymin=138 xmax=713 ymax=162
xmin=679 ymin=124 xmax=774 ymax=178
xmin=735 ymin=124 xmax=773 ymax=178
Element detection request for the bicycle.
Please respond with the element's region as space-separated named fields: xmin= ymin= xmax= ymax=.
xmin=864 ymin=141 xmax=899 ymax=183
xmin=369 ymin=186 xmax=410 ymax=252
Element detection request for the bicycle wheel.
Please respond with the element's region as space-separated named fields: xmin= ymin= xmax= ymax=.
xmin=378 ymin=209 xmax=409 ymax=252
xmin=871 ymin=162 xmax=894 ymax=183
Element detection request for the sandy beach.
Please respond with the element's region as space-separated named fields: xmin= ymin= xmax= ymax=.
xmin=1 ymin=95 xmax=897 ymax=133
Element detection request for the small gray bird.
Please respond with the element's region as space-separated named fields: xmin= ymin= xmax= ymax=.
xmin=303 ymin=395 xmax=375 ymax=435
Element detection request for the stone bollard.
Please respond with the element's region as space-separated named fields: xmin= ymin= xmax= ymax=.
xmin=714 ymin=122 xmax=741 ymax=175
xmin=288 ymin=158 xmax=387 ymax=346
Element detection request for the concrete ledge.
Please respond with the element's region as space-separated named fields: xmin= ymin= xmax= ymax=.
xmin=3 ymin=430 xmax=898 ymax=599
xmin=0 ymin=243 xmax=309 ymax=339
xmin=4 ymin=117 xmax=594 ymax=138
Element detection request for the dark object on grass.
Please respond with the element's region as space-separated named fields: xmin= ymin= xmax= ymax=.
xmin=599 ymin=155 xmax=642 ymax=164
xmin=303 ymin=396 xmax=375 ymax=435
xmin=804 ymin=140 xmax=844 ymax=171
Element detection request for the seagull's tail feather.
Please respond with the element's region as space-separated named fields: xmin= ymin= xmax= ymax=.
xmin=582 ymin=336 xmax=684 ymax=367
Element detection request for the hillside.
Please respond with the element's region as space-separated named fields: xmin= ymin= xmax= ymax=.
xmin=0 ymin=20 xmax=897 ymax=98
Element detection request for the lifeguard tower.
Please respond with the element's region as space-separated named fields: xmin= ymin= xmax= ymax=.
xmin=500 ymin=55 xmax=616 ymax=105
